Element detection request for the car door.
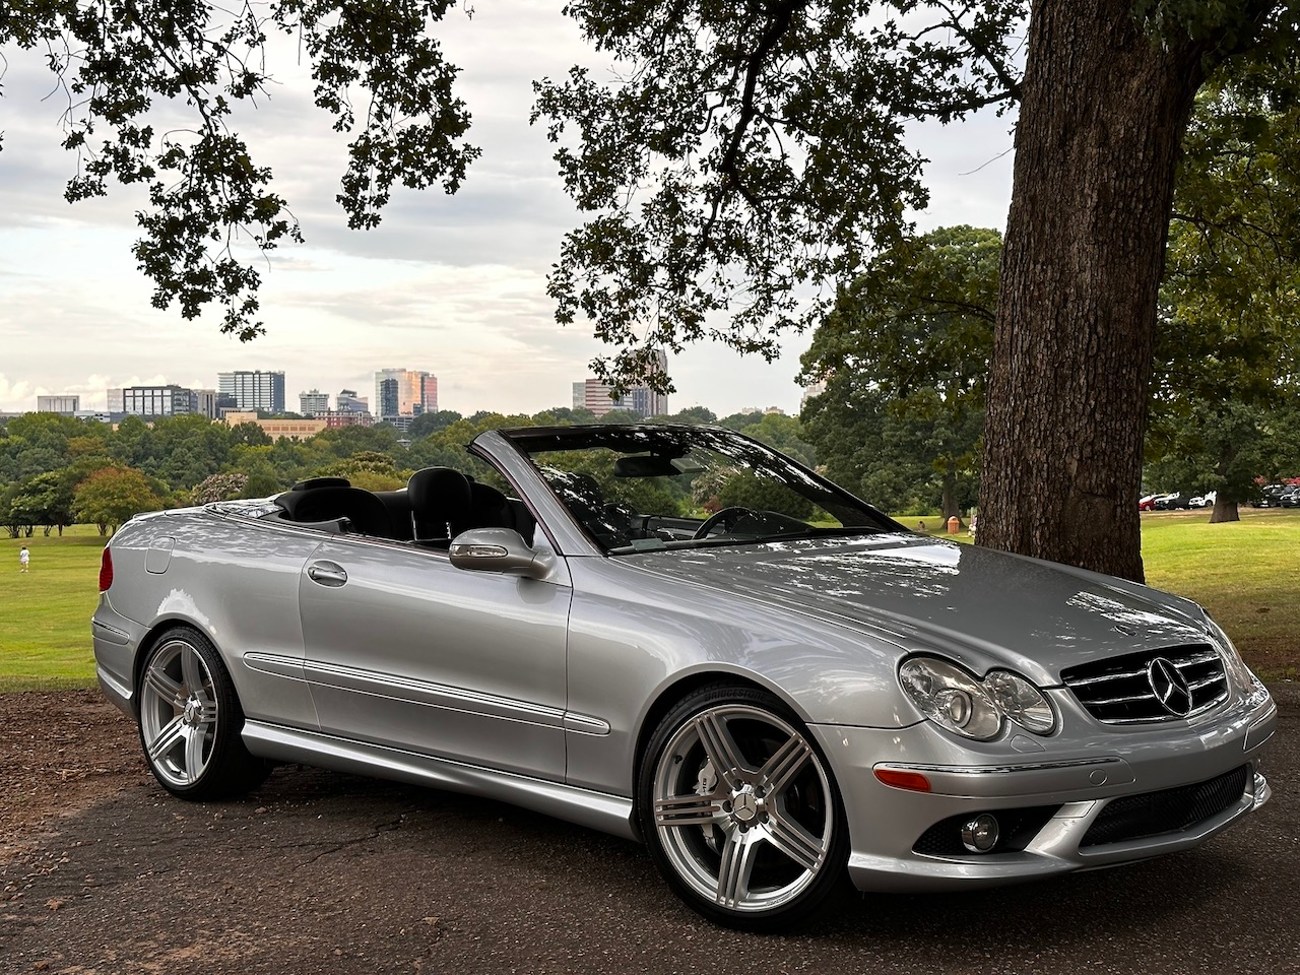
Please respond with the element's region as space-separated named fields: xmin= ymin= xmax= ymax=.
xmin=297 ymin=534 xmax=571 ymax=781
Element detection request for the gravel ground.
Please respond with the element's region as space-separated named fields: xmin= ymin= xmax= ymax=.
xmin=1 ymin=686 xmax=1295 ymax=975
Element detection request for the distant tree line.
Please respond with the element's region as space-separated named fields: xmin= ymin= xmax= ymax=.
xmin=799 ymin=219 xmax=1300 ymax=525
xmin=8 ymin=303 xmax=1295 ymax=539
xmin=0 ymin=407 xmax=814 ymax=537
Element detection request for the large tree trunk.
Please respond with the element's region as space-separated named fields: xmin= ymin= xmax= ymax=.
xmin=940 ymin=464 xmax=962 ymax=525
xmin=1209 ymin=495 xmax=1240 ymax=523
xmin=978 ymin=1 xmax=1211 ymax=582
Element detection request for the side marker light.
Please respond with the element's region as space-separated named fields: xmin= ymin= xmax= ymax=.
xmin=874 ymin=768 xmax=932 ymax=793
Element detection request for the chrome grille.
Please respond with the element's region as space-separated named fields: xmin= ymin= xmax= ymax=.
xmin=1061 ymin=644 xmax=1228 ymax=723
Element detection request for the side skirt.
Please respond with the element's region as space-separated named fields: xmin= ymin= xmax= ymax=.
xmin=242 ymin=720 xmax=639 ymax=842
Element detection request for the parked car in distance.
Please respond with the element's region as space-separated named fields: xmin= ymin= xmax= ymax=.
xmin=1250 ymin=485 xmax=1287 ymax=508
xmin=1139 ymin=492 xmax=1177 ymax=511
xmin=1156 ymin=493 xmax=1193 ymax=511
xmin=1280 ymin=486 xmax=1300 ymax=508
xmin=1188 ymin=492 xmax=1217 ymax=509
xmin=92 ymin=424 xmax=1277 ymax=928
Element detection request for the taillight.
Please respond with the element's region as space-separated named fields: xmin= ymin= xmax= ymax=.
xmin=98 ymin=547 xmax=113 ymax=592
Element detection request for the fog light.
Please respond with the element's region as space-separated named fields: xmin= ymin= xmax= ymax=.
xmin=960 ymin=814 xmax=1000 ymax=853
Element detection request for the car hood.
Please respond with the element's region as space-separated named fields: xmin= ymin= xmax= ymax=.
xmin=623 ymin=534 xmax=1212 ymax=687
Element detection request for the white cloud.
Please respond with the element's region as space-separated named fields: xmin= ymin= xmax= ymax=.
xmin=0 ymin=375 xmax=35 ymax=407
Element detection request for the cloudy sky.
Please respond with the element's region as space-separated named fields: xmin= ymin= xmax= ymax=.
xmin=0 ymin=3 xmax=1015 ymax=417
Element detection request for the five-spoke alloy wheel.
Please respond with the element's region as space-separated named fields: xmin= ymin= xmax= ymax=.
xmin=639 ymin=685 xmax=847 ymax=928
xmin=137 ymin=626 xmax=266 ymax=799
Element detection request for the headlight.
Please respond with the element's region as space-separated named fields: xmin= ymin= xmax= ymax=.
xmin=1206 ymin=617 xmax=1259 ymax=693
xmin=899 ymin=657 xmax=1056 ymax=740
xmin=899 ymin=658 xmax=1003 ymax=740
xmin=984 ymin=670 xmax=1057 ymax=734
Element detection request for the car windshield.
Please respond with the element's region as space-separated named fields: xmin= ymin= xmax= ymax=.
xmin=503 ymin=425 xmax=900 ymax=554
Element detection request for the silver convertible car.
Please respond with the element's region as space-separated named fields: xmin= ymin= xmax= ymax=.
xmin=92 ymin=424 xmax=1277 ymax=927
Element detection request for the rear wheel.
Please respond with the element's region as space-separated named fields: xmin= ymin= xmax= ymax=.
xmin=137 ymin=626 xmax=268 ymax=799
xmin=638 ymin=684 xmax=847 ymax=928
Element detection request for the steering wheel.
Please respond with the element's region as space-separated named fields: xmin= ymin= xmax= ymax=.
xmin=693 ymin=506 xmax=756 ymax=539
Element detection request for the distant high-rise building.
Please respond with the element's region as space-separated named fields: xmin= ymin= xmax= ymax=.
xmin=36 ymin=395 xmax=80 ymax=414
xmin=380 ymin=414 xmax=415 ymax=434
xmin=800 ymin=379 xmax=827 ymax=409
xmin=378 ymin=378 xmax=400 ymax=419
xmin=219 ymin=370 xmax=286 ymax=413
xmin=574 ymin=349 xmax=668 ymax=419
xmin=627 ymin=386 xmax=668 ymax=419
xmin=122 ymin=385 xmax=199 ymax=417
xmin=374 ymin=368 xmax=437 ymax=417
xmin=299 ymin=389 xmax=330 ymax=416
xmin=580 ymin=380 xmax=620 ymax=417
xmin=106 ymin=388 xmax=125 ymax=414
xmin=322 ymin=411 xmax=374 ymax=428
xmin=336 ymin=389 xmax=369 ymax=414
xmin=638 ymin=348 xmax=670 ymax=417
xmin=194 ymin=389 xmax=221 ymax=420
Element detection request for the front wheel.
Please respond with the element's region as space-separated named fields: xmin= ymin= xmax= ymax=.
xmin=638 ymin=684 xmax=848 ymax=928
xmin=137 ymin=626 xmax=268 ymax=800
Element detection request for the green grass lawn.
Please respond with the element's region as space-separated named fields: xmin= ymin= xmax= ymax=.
xmin=0 ymin=525 xmax=108 ymax=690
xmin=1 ymin=511 xmax=1296 ymax=690
xmin=1140 ymin=507 xmax=1299 ymax=681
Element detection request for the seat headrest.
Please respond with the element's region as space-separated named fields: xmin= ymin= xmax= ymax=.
xmin=408 ymin=467 xmax=472 ymax=511
xmin=408 ymin=467 xmax=473 ymax=540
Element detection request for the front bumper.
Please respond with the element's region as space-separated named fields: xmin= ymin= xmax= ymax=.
xmin=811 ymin=684 xmax=1277 ymax=893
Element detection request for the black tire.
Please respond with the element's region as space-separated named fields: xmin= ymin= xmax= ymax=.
xmin=136 ymin=625 xmax=269 ymax=800
xmin=637 ymin=683 xmax=848 ymax=929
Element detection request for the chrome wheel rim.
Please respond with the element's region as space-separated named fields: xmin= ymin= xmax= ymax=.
xmin=140 ymin=639 xmax=219 ymax=788
xmin=652 ymin=705 xmax=834 ymax=913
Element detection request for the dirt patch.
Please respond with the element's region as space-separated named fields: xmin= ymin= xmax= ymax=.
xmin=0 ymin=689 xmax=139 ymax=861
xmin=0 ymin=687 xmax=1296 ymax=974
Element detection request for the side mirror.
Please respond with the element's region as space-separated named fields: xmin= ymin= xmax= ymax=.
xmin=449 ymin=527 xmax=554 ymax=580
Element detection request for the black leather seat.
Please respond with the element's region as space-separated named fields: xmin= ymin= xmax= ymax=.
xmin=468 ymin=481 xmax=537 ymax=545
xmin=287 ymin=486 xmax=394 ymax=538
xmin=468 ymin=482 xmax=514 ymax=529
xmin=375 ymin=489 xmax=414 ymax=541
xmin=408 ymin=467 xmax=473 ymax=542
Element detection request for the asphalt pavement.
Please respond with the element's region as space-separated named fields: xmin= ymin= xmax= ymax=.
xmin=2 ymin=688 xmax=1296 ymax=975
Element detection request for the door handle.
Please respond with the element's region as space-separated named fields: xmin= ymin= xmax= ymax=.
xmin=307 ymin=561 xmax=348 ymax=587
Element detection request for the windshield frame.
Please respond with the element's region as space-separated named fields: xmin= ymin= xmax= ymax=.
xmin=495 ymin=424 xmax=905 ymax=556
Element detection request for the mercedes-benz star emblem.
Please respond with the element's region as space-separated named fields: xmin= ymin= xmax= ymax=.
xmin=1147 ymin=657 xmax=1193 ymax=716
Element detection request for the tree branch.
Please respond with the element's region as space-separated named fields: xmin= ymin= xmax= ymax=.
xmin=932 ymin=0 xmax=1023 ymax=102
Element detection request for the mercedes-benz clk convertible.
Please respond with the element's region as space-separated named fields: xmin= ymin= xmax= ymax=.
xmin=92 ymin=424 xmax=1276 ymax=927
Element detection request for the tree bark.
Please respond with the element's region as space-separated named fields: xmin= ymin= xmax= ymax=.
xmin=1209 ymin=496 xmax=1240 ymax=523
xmin=979 ymin=0 xmax=1211 ymax=582
xmin=940 ymin=467 xmax=962 ymax=525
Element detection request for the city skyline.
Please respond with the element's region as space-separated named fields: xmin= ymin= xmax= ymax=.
xmin=7 ymin=358 xmax=780 ymax=421
xmin=11 ymin=351 xmax=703 ymax=421
xmin=0 ymin=2 xmax=1014 ymax=418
